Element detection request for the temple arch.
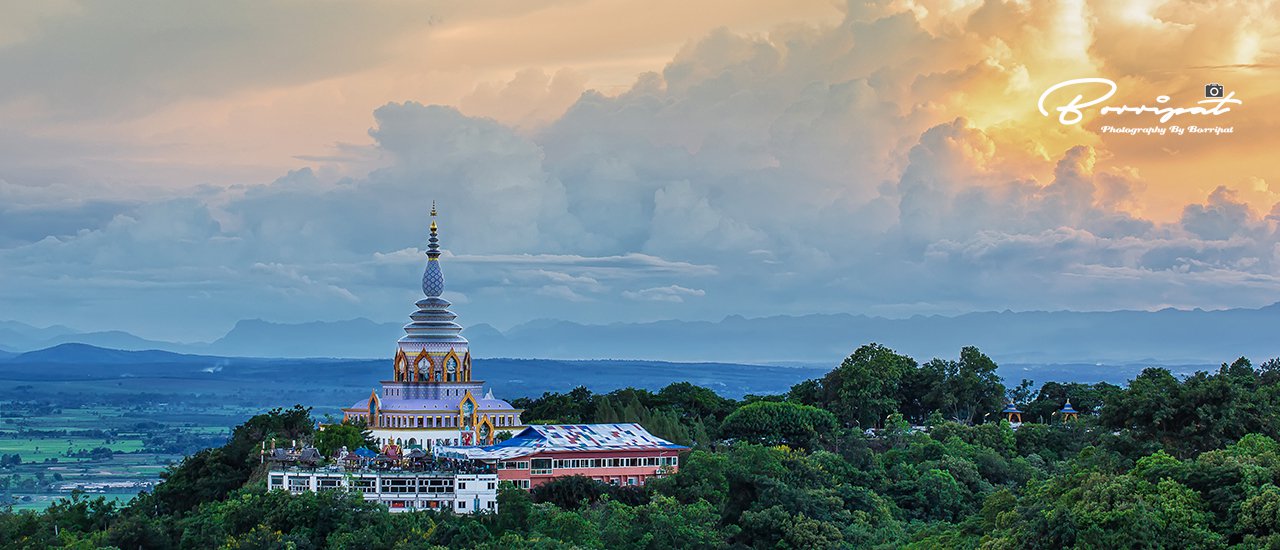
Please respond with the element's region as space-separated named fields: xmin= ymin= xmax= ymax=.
xmin=444 ymin=350 xmax=462 ymax=382
xmin=413 ymin=349 xmax=431 ymax=382
xmin=478 ymin=415 xmax=495 ymax=445
xmin=393 ymin=349 xmax=408 ymax=381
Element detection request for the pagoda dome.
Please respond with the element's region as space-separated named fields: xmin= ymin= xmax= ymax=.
xmin=399 ymin=203 xmax=469 ymax=350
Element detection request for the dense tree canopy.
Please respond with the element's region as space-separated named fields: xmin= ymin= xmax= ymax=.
xmin=313 ymin=419 xmax=376 ymax=457
xmin=790 ymin=344 xmax=1006 ymax=427
xmin=718 ymin=401 xmax=837 ymax=449
xmin=5 ymin=346 xmax=1280 ymax=548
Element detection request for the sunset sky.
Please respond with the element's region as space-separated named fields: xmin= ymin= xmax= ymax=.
xmin=1 ymin=0 xmax=1278 ymax=342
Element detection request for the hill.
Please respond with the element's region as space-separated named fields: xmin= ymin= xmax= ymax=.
xmin=6 ymin=343 xmax=214 ymax=365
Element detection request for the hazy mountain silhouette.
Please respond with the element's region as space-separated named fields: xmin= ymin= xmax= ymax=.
xmin=476 ymin=303 xmax=1280 ymax=364
xmin=2 ymin=302 xmax=1278 ymax=364
xmin=0 ymin=321 xmax=190 ymax=352
xmin=7 ymin=343 xmax=211 ymax=364
xmin=204 ymin=318 xmax=401 ymax=358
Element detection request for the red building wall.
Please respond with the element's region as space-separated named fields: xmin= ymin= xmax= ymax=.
xmin=495 ymin=448 xmax=683 ymax=489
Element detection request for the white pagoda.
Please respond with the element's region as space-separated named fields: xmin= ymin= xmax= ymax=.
xmin=342 ymin=204 xmax=524 ymax=448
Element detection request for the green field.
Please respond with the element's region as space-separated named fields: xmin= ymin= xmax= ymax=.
xmin=0 ymin=401 xmax=247 ymax=511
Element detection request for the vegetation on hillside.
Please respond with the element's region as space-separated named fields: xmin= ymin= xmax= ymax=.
xmin=3 ymin=344 xmax=1280 ymax=548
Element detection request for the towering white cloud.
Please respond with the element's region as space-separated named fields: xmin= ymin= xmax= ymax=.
xmin=0 ymin=0 xmax=1277 ymax=339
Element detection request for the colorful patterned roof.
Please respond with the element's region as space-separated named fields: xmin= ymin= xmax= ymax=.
xmin=1001 ymin=403 xmax=1022 ymax=413
xmin=435 ymin=423 xmax=688 ymax=460
xmin=1059 ymin=400 xmax=1079 ymax=414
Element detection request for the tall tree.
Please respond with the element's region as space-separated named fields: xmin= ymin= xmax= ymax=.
xmin=796 ymin=343 xmax=917 ymax=429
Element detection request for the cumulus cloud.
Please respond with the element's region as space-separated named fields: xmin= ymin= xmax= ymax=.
xmin=622 ymin=285 xmax=706 ymax=303
xmin=1180 ymin=187 xmax=1266 ymax=241
xmin=1 ymin=0 xmax=1278 ymax=340
xmin=460 ymin=68 xmax=588 ymax=131
xmin=535 ymin=285 xmax=592 ymax=302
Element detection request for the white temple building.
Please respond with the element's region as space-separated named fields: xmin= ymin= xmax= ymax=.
xmin=342 ymin=205 xmax=524 ymax=448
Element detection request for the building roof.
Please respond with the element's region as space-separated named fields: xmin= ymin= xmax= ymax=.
xmin=1001 ymin=403 xmax=1022 ymax=413
xmin=1059 ymin=400 xmax=1079 ymax=414
xmin=435 ymin=423 xmax=688 ymax=460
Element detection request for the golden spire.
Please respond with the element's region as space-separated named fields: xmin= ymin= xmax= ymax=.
xmin=430 ymin=200 xmax=437 ymax=231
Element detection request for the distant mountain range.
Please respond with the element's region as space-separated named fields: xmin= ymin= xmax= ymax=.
xmin=0 ymin=343 xmax=818 ymax=400
xmin=3 ymin=303 xmax=1279 ymax=365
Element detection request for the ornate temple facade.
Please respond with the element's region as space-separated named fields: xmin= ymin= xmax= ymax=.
xmin=342 ymin=206 xmax=524 ymax=448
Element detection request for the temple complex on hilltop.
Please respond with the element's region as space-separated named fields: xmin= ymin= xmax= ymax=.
xmin=271 ymin=204 xmax=685 ymax=514
xmin=341 ymin=205 xmax=524 ymax=449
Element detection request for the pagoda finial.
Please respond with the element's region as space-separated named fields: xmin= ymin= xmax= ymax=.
xmin=426 ymin=204 xmax=441 ymax=259
xmin=422 ymin=203 xmax=444 ymax=296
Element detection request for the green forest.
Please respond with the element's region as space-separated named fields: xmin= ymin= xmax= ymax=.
xmin=4 ymin=343 xmax=1280 ymax=549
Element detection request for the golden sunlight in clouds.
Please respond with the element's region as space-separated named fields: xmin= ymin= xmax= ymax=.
xmin=4 ymin=0 xmax=1277 ymax=225
xmin=889 ymin=0 xmax=1279 ymax=221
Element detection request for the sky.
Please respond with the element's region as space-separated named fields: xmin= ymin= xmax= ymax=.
xmin=1 ymin=0 xmax=1278 ymax=343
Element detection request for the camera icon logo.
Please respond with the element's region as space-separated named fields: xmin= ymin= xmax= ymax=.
xmin=1205 ymin=83 xmax=1225 ymax=98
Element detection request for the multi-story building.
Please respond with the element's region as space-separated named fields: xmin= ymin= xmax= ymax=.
xmin=341 ymin=205 xmax=524 ymax=448
xmin=267 ymin=467 xmax=498 ymax=514
xmin=438 ymin=423 xmax=687 ymax=489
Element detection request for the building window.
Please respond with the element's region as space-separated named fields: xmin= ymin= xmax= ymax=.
xmin=352 ymin=478 xmax=376 ymax=494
